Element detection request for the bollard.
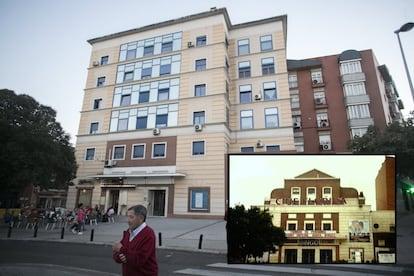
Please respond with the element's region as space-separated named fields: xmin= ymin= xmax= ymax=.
xmin=90 ymin=229 xmax=94 ymax=242
xmin=33 ymin=223 xmax=38 ymax=238
xmin=158 ymin=232 xmax=162 ymax=246
xmin=60 ymin=227 xmax=65 ymax=239
xmin=7 ymin=224 xmax=12 ymax=238
xmin=198 ymin=234 xmax=203 ymax=249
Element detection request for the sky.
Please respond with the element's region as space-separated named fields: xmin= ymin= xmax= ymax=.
xmin=229 ymin=154 xmax=389 ymax=211
xmin=0 ymin=0 xmax=413 ymax=145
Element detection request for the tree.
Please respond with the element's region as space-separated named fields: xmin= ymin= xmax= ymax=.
xmin=227 ymin=205 xmax=286 ymax=263
xmin=347 ymin=121 xmax=414 ymax=180
xmin=0 ymin=89 xmax=77 ymax=192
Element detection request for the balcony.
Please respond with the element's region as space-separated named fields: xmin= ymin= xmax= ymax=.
xmin=341 ymin=72 xmax=366 ymax=83
xmin=344 ymin=94 xmax=370 ymax=106
xmin=349 ymin=117 xmax=374 ymax=127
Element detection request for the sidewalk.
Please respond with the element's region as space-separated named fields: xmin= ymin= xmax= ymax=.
xmin=0 ymin=216 xmax=227 ymax=254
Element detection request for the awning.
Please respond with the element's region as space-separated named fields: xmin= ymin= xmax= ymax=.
xmin=86 ymin=172 xmax=186 ymax=179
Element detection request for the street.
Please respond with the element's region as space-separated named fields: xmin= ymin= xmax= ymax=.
xmin=1 ymin=240 xmax=414 ymax=276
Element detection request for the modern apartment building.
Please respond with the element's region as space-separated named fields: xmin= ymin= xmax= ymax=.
xmin=66 ymin=8 xmax=294 ymax=218
xmin=288 ymin=50 xmax=404 ymax=153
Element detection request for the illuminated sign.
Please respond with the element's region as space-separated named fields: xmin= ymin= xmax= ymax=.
xmin=299 ymin=240 xmax=320 ymax=246
xmin=273 ymin=197 xmax=347 ymax=205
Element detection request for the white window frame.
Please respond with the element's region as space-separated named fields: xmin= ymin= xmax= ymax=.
xmin=152 ymin=142 xmax=167 ymax=159
xmin=131 ymin=143 xmax=146 ymax=160
xmin=112 ymin=145 xmax=126 ymax=160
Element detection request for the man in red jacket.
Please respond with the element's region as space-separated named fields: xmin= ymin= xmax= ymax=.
xmin=112 ymin=205 xmax=158 ymax=276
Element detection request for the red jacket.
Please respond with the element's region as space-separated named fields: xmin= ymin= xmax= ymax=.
xmin=113 ymin=225 xmax=158 ymax=276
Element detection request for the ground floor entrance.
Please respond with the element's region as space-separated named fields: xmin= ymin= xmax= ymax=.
xmin=148 ymin=190 xmax=166 ymax=216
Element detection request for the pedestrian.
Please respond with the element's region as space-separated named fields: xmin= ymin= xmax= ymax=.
xmin=71 ymin=203 xmax=86 ymax=235
xmin=112 ymin=205 xmax=158 ymax=276
xmin=107 ymin=206 xmax=115 ymax=223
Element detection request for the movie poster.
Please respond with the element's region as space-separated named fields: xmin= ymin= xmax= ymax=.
xmin=348 ymin=220 xmax=370 ymax=242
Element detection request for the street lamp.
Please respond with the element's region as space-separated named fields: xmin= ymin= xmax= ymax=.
xmin=395 ymin=22 xmax=414 ymax=104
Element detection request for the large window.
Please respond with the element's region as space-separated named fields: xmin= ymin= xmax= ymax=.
xmin=260 ymin=35 xmax=273 ymax=51
xmin=265 ymin=107 xmax=279 ymax=128
xmin=263 ymin=82 xmax=277 ymax=100
xmin=89 ymin=122 xmax=99 ymax=134
xmin=139 ymin=91 xmax=150 ymax=103
xmin=307 ymin=187 xmax=316 ymax=201
xmin=155 ymin=114 xmax=168 ymax=128
xmin=238 ymin=39 xmax=249 ymax=55
xmin=193 ymin=111 xmax=205 ymax=125
xmin=288 ymin=73 xmax=298 ymax=88
xmin=239 ymin=85 xmax=252 ymax=103
xmin=291 ymin=187 xmax=300 ymax=201
xmin=143 ymin=45 xmax=154 ymax=56
xmin=158 ymin=88 xmax=169 ymax=101
xmin=311 ymin=69 xmax=323 ymax=84
xmin=340 ymin=60 xmax=362 ymax=75
xmin=196 ymin=35 xmax=207 ymax=46
xmin=240 ymin=110 xmax=253 ymax=129
xmin=195 ymin=84 xmax=206 ymax=96
xmin=192 ymin=141 xmax=205 ymax=156
xmin=344 ymin=82 xmax=366 ymax=96
xmin=291 ymin=94 xmax=300 ymax=109
xmin=238 ymin=61 xmax=251 ymax=78
xmin=347 ymin=104 xmax=370 ymax=119
xmin=189 ymin=188 xmax=209 ymax=211
xmin=136 ymin=116 xmax=147 ymax=129
xmin=262 ymin=58 xmax=275 ymax=75
xmin=152 ymin=143 xmax=166 ymax=158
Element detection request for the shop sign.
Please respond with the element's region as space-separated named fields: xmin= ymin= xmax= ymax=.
xmin=273 ymin=197 xmax=347 ymax=205
xmin=299 ymin=239 xmax=319 ymax=246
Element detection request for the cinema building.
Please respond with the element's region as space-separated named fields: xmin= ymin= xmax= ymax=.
xmin=259 ymin=168 xmax=395 ymax=264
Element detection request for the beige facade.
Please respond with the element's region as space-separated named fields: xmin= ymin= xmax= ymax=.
xmin=67 ymin=8 xmax=293 ymax=218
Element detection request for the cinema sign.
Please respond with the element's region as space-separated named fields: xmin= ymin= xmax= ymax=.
xmin=273 ymin=197 xmax=347 ymax=205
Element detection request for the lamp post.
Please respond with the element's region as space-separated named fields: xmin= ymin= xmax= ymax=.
xmin=395 ymin=22 xmax=414 ymax=103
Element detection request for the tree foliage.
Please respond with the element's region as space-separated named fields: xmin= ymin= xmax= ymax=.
xmin=0 ymin=89 xmax=77 ymax=191
xmin=347 ymin=121 xmax=414 ymax=179
xmin=227 ymin=205 xmax=286 ymax=263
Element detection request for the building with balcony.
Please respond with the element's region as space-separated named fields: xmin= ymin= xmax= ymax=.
xmin=66 ymin=8 xmax=294 ymax=218
xmin=288 ymin=50 xmax=404 ymax=153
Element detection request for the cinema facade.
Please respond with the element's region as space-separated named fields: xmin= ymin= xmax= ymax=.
xmin=256 ymin=169 xmax=395 ymax=264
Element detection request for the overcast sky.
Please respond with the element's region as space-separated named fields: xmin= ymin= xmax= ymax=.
xmin=229 ymin=155 xmax=388 ymax=211
xmin=0 ymin=0 xmax=413 ymax=144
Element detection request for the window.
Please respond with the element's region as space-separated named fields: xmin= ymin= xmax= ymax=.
xmin=126 ymin=48 xmax=136 ymax=60
xmin=266 ymin=145 xmax=280 ymax=152
xmin=195 ymin=59 xmax=206 ymax=71
xmin=239 ymin=85 xmax=252 ymax=103
xmin=260 ymin=35 xmax=273 ymax=51
xmin=120 ymin=94 xmax=131 ymax=106
xmin=123 ymin=71 xmax=134 ymax=82
xmin=238 ymin=39 xmax=249 ymax=55
xmin=291 ymin=187 xmax=300 ymax=201
xmin=100 ymin=56 xmax=108 ymax=65
xmin=141 ymin=67 xmax=152 ymax=79
xmin=317 ymin=112 xmax=329 ymax=127
xmin=240 ymin=110 xmax=253 ymax=129
xmin=93 ymin=99 xmax=102 ymax=109
xmin=117 ymin=118 xmax=128 ymax=131
xmin=143 ymin=45 xmax=154 ymax=56
xmin=263 ymin=82 xmax=277 ymax=100
xmin=288 ymin=73 xmax=298 ymax=88
xmin=136 ymin=116 xmax=147 ymax=129
xmin=307 ymin=187 xmax=316 ymax=201
xmin=193 ymin=111 xmax=205 ymax=125
xmin=152 ymin=143 xmax=166 ymax=158
xmin=262 ymin=58 xmax=275 ymax=75
xmin=196 ymin=35 xmax=207 ymax=46
xmin=238 ymin=61 xmax=251 ymax=78
xmin=305 ymin=222 xmax=314 ymax=231
xmin=192 ymin=141 xmax=205 ymax=156
xmin=351 ymin=127 xmax=368 ymax=138
xmin=155 ymin=114 xmax=168 ymax=128
xmin=265 ymin=107 xmax=279 ymax=128
xmin=322 ymin=222 xmax=332 ymax=231
xmin=347 ymin=104 xmax=371 ymax=119
xmin=189 ymin=188 xmax=209 ymax=211
xmin=132 ymin=144 xmax=145 ymax=159
xmin=340 ymin=60 xmax=362 ymax=75
xmin=287 ymin=223 xmax=297 ymax=231
xmin=291 ymin=94 xmax=300 ymax=109
xmin=344 ymin=82 xmax=366 ymax=97
xmin=314 ymin=90 xmax=326 ymax=105
xmin=159 ymin=63 xmax=171 ymax=75
xmin=97 ymin=77 xmax=106 ymax=87
xmin=158 ymin=88 xmax=169 ymax=101
xmin=113 ymin=146 xmax=125 ymax=160
xmin=85 ymin=148 xmax=95 ymax=161
xmin=161 ymin=41 xmax=173 ymax=53
xmin=139 ymin=91 xmax=150 ymax=103
xmin=241 ymin=147 xmax=254 ymax=153
xmin=89 ymin=122 xmax=99 ymax=134
xmin=311 ymin=69 xmax=323 ymax=84
xmin=195 ymin=84 xmax=206 ymax=97
xmin=323 ymin=187 xmax=332 ymax=199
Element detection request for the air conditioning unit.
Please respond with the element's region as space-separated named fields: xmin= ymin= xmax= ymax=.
xmin=320 ymin=143 xmax=331 ymax=151
xmin=194 ymin=124 xmax=203 ymax=132
xmin=312 ymin=79 xmax=319 ymax=84
xmin=104 ymin=160 xmax=116 ymax=168
xmin=315 ymin=98 xmax=324 ymax=105
xmin=187 ymin=41 xmax=194 ymax=48
xmin=319 ymin=120 xmax=328 ymax=128
xmin=293 ymin=122 xmax=301 ymax=129
xmin=92 ymin=61 xmax=100 ymax=67
xmin=153 ymin=128 xmax=161 ymax=136
xmin=254 ymin=94 xmax=262 ymax=101
xmin=256 ymin=140 xmax=264 ymax=148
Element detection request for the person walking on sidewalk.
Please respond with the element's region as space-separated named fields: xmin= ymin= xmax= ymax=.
xmin=72 ymin=203 xmax=86 ymax=235
xmin=112 ymin=205 xmax=158 ymax=276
